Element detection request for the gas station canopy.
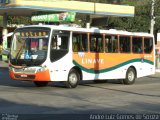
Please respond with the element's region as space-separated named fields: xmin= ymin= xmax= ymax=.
xmin=0 ymin=0 xmax=135 ymax=17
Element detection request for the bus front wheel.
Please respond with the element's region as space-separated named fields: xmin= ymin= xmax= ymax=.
xmin=123 ymin=67 xmax=136 ymax=85
xmin=34 ymin=81 xmax=49 ymax=87
xmin=66 ymin=69 xmax=80 ymax=88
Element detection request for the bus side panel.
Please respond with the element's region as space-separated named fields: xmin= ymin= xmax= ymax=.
xmin=80 ymin=65 xmax=127 ymax=80
xmin=73 ymin=52 xmax=155 ymax=80
xmin=136 ymin=53 xmax=155 ymax=78
xmin=78 ymin=62 xmax=144 ymax=80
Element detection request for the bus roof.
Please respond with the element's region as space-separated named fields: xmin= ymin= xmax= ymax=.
xmin=19 ymin=24 xmax=154 ymax=38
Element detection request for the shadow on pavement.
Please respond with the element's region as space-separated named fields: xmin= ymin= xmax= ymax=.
xmin=0 ymin=66 xmax=123 ymax=89
xmin=81 ymin=84 xmax=160 ymax=98
xmin=0 ymin=67 xmax=34 ymax=88
xmin=0 ymin=98 xmax=160 ymax=120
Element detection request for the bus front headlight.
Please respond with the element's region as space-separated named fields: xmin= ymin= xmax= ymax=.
xmin=37 ymin=65 xmax=48 ymax=72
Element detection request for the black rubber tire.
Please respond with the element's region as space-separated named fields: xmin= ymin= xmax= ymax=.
xmin=123 ymin=67 xmax=136 ymax=85
xmin=66 ymin=69 xmax=80 ymax=88
xmin=34 ymin=81 xmax=49 ymax=87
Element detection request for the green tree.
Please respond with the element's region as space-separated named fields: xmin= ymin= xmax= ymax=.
xmin=154 ymin=0 xmax=160 ymax=32
xmin=7 ymin=16 xmax=32 ymax=25
xmin=107 ymin=0 xmax=151 ymax=32
xmin=0 ymin=16 xmax=3 ymax=27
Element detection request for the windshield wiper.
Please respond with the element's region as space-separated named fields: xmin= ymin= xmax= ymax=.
xmin=15 ymin=42 xmax=25 ymax=64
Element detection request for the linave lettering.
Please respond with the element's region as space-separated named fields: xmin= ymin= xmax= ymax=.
xmin=82 ymin=58 xmax=104 ymax=64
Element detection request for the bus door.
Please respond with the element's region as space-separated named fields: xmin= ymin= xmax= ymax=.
xmin=50 ymin=30 xmax=70 ymax=80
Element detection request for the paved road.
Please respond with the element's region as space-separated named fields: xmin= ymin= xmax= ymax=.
xmin=0 ymin=61 xmax=160 ymax=119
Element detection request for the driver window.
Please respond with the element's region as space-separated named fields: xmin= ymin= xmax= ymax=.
xmin=50 ymin=30 xmax=70 ymax=62
xmin=51 ymin=32 xmax=69 ymax=50
xmin=51 ymin=36 xmax=59 ymax=50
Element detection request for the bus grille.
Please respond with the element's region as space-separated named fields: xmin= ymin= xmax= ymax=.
xmin=14 ymin=68 xmax=36 ymax=74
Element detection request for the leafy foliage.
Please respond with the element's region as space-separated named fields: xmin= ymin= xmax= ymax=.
xmin=0 ymin=16 xmax=3 ymax=27
xmin=7 ymin=16 xmax=32 ymax=25
xmin=106 ymin=0 xmax=151 ymax=32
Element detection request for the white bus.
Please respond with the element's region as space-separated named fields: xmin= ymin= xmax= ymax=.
xmin=9 ymin=25 xmax=155 ymax=88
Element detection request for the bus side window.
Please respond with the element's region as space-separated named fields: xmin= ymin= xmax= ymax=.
xmin=59 ymin=36 xmax=69 ymax=50
xmin=72 ymin=33 xmax=88 ymax=52
xmin=72 ymin=36 xmax=78 ymax=52
xmin=50 ymin=30 xmax=69 ymax=62
xmin=105 ymin=35 xmax=118 ymax=53
xmin=51 ymin=36 xmax=58 ymax=50
xmin=90 ymin=37 xmax=96 ymax=52
xmin=144 ymin=37 xmax=153 ymax=53
xmin=90 ymin=34 xmax=103 ymax=53
xmin=105 ymin=38 xmax=109 ymax=52
xmin=51 ymin=30 xmax=69 ymax=50
xmin=119 ymin=36 xmax=131 ymax=53
xmin=81 ymin=34 xmax=88 ymax=51
xmin=132 ymin=37 xmax=142 ymax=53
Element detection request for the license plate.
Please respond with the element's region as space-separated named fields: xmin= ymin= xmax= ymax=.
xmin=21 ymin=74 xmax=28 ymax=78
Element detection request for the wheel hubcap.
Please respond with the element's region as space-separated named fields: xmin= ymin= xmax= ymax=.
xmin=69 ymin=73 xmax=78 ymax=85
xmin=128 ymin=71 xmax=134 ymax=81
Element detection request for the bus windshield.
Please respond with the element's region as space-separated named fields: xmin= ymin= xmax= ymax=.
xmin=10 ymin=27 xmax=50 ymax=66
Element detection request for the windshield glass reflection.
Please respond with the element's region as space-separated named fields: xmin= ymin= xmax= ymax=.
xmin=10 ymin=27 xmax=50 ymax=66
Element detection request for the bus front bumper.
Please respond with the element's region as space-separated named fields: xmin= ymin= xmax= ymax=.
xmin=9 ymin=68 xmax=51 ymax=81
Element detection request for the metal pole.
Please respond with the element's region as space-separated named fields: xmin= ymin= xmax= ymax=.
xmin=2 ymin=13 xmax=8 ymax=61
xmin=150 ymin=0 xmax=155 ymax=34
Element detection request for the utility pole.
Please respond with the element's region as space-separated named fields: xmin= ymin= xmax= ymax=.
xmin=150 ymin=0 xmax=155 ymax=34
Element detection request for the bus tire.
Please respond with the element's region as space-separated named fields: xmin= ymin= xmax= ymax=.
xmin=66 ymin=69 xmax=80 ymax=88
xmin=123 ymin=67 xmax=136 ymax=85
xmin=34 ymin=81 xmax=48 ymax=87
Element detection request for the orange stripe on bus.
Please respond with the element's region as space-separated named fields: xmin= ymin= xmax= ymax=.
xmin=73 ymin=52 xmax=154 ymax=70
